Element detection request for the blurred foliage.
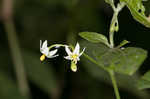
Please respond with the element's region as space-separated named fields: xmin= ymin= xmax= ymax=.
xmin=137 ymin=71 xmax=150 ymax=90
xmin=0 ymin=0 xmax=150 ymax=99
xmin=0 ymin=71 xmax=26 ymax=99
xmin=23 ymin=50 xmax=59 ymax=97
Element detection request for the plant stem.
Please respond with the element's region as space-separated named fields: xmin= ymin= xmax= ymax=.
xmin=109 ymin=11 xmax=118 ymax=48
xmin=109 ymin=2 xmax=125 ymax=48
xmin=109 ymin=31 xmax=114 ymax=48
xmin=108 ymin=70 xmax=120 ymax=99
xmin=2 ymin=0 xmax=30 ymax=98
xmin=48 ymin=44 xmax=66 ymax=49
xmin=4 ymin=21 xmax=31 ymax=98
xmin=83 ymin=53 xmax=108 ymax=71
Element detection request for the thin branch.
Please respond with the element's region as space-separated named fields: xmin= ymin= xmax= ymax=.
xmin=1 ymin=0 xmax=30 ymax=98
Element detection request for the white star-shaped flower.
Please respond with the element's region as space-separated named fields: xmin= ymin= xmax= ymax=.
xmin=40 ymin=40 xmax=58 ymax=61
xmin=64 ymin=42 xmax=85 ymax=64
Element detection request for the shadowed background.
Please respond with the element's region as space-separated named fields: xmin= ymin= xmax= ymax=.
xmin=0 ymin=0 xmax=150 ymax=99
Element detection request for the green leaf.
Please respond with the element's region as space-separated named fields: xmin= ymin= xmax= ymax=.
xmin=94 ymin=46 xmax=147 ymax=75
xmin=22 ymin=50 xmax=59 ymax=96
xmin=114 ymin=47 xmax=147 ymax=75
xmin=79 ymin=32 xmax=109 ymax=46
xmin=120 ymin=0 xmax=150 ymax=28
xmin=80 ymin=41 xmax=147 ymax=75
xmin=137 ymin=71 xmax=150 ymax=90
xmin=80 ymin=41 xmax=150 ymax=98
xmin=81 ymin=57 xmax=150 ymax=98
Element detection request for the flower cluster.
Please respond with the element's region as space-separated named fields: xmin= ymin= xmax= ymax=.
xmin=40 ymin=40 xmax=85 ymax=72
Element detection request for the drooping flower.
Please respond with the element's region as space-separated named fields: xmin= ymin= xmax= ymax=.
xmin=64 ymin=42 xmax=85 ymax=72
xmin=40 ymin=40 xmax=58 ymax=61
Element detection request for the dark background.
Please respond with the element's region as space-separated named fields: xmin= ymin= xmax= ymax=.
xmin=0 ymin=0 xmax=150 ymax=99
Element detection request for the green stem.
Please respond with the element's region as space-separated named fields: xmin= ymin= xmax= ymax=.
xmin=116 ymin=40 xmax=129 ymax=48
xmin=48 ymin=44 xmax=66 ymax=49
xmin=109 ymin=11 xmax=119 ymax=48
xmin=83 ymin=53 xmax=121 ymax=99
xmin=2 ymin=0 xmax=30 ymax=98
xmin=108 ymin=70 xmax=120 ymax=99
xmin=83 ymin=53 xmax=108 ymax=71
xmin=109 ymin=2 xmax=125 ymax=48
xmin=4 ymin=20 xmax=31 ymax=98
xmin=109 ymin=31 xmax=114 ymax=48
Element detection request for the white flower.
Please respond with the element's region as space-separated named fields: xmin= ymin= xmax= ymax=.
xmin=64 ymin=42 xmax=85 ymax=64
xmin=40 ymin=40 xmax=58 ymax=61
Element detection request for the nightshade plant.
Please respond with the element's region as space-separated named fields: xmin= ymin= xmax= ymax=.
xmin=40 ymin=40 xmax=59 ymax=61
xmin=64 ymin=43 xmax=85 ymax=72
xmin=40 ymin=41 xmax=85 ymax=72
xmin=40 ymin=0 xmax=150 ymax=99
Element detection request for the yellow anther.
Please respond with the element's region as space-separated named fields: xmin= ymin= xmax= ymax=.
xmin=71 ymin=54 xmax=78 ymax=59
xmin=71 ymin=54 xmax=78 ymax=64
xmin=40 ymin=54 xmax=46 ymax=61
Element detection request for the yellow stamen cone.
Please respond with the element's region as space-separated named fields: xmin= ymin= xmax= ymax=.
xmin=40 ymin=54 xmax=46 ymax=61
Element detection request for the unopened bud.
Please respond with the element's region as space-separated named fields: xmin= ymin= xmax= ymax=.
xmin=71 ymin=62 xmax=77 ymax=72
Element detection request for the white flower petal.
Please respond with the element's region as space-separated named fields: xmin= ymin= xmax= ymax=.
xmin=40 ymin=40 xmax=42 ymax=49
xmin=40 ymin=40 xmax=44 ymax=52
xmin=42 ymin=40 xmax=48 ymax=49
xmin=77 ymin=57 xmax=80 ymax=61
xmin=41 ymin=47 xmax=49 ymax=55
xmin=48 ymin=49 xmax=58 ymax=56
xmin=73 ymin=42 xmax=80 ymax=55
xmin=79 ymin=47 xmax=85 ymax=57
xmin=47 ymin=54 xmax=59 ymax=58
xmin=64 ymin=56 xmax=72 ymax=60
xmin=65 ymin=46 xmax=72 ymax=56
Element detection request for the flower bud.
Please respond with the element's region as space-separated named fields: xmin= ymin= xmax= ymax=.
xmin=71 ymin=62 xmax=77 ymax=72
